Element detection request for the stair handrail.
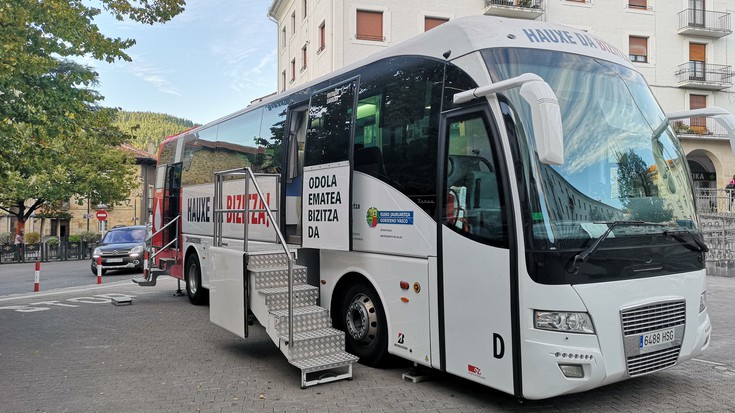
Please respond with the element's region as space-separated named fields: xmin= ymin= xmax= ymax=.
xmin=214 ymin=167 xmax=296 ymax=349
xmin=145 ymin=214 xmax=180 ymax=268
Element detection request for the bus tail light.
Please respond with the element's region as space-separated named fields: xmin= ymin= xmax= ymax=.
xmin=534 ymin=310 xmax=595 ymax=334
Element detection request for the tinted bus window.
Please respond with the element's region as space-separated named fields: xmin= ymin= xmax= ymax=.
xmin=181 ymin=126 xmax=219 ymax=186
xmin=259 ymin=100 xmax=288 ymax=174
xmin=304 ymin=80 xmax=356 ymax=166
xmin=353 ymin=56 xmax=447 ymax=216
xmin=214 ymin=108 xmax=266 ymax=173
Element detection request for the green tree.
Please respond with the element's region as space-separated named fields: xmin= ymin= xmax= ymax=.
xmin=0 ymin=0 xmax=186 ymax=235
xmin=114 ymin=111 xmax=197 ymax=152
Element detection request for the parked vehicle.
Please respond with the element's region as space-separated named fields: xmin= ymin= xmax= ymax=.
xmin=91 ymin=225 xmax=147 ymax=275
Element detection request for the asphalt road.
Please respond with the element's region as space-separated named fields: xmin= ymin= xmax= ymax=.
xmin=0 ymin=262 xmax=733 ymax=412
xmin=0 ymin=259 xmax=142 ymax=295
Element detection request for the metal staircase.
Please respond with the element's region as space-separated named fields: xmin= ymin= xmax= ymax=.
xmin=213 ymin=168 xmax=358 ymax=388
xmin=133 ymin=216 xmax=180 ymax=287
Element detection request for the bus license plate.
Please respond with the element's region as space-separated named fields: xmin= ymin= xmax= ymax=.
xmin=106 ymin=258 xmax=123 ymax=263
xmin=639 ymin=328 xmax=675 ymax=349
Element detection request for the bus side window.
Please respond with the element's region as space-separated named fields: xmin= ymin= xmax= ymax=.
xmin=445 ymin=114 xmax=507 ymax=245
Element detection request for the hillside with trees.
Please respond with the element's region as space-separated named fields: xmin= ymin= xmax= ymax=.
xmin=114 ymin=111 xmax=198 ymax=153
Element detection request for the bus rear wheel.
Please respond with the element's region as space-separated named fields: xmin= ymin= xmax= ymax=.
xmin=340 ymin=281 xmax=388 ymax=366
xmin=185 ymin=254 xmax=207 ymax=305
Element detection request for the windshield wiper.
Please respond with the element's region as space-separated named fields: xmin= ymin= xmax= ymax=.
xmin=663 ymin=230 xmax=709 ymax=253
xmin=566 ymin=221 xmax=664 ymax=274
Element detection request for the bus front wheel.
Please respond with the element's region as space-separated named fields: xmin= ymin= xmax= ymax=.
xmin=185 ymin=254 xmax=207 ymax=305
xmin=340 ymin=281 xmax=388 ymax=366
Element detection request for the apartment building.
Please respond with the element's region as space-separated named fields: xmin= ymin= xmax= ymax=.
xmin=268 ymin=0 xmax=735 ymax=189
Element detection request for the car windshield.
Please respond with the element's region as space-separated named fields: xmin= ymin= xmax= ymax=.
xmin=484 ymin=48 xmax=698 ymax=250
xmin=103 ymin=228 xmax=146 ymax=244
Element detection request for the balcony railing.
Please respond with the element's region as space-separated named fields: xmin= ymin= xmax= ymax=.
xmin=670 ymin=117 xmax=730 ymax=139
xmin=483 ymin=0 xmax=544 ymax=19
xmin=675 ymin=62 xmax=732 ymax=90
xmin=678 ymin=9 xmax=732 ymax=37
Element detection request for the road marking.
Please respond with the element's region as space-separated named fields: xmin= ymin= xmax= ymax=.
xmin=693 ymin=358 xmax=727 ymax=367
xmin=0 ymin=278 xmax=174 ymax=302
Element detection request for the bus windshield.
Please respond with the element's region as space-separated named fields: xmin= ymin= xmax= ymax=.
xmin=484 ymin=48 xmax=698 ymax=252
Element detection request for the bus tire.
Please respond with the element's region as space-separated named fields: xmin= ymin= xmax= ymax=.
xmin=340 ymin=281 xmax=388 ymax=366
xmin=185 ymin=254 xmax=207 ymax=305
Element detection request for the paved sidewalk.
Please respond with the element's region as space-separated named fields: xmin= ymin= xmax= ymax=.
xmin=0 ymin=276 xmax=733 ymax=412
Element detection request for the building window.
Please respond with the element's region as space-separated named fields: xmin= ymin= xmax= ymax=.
xmin=291 ymin=59 xmax=296 ymax=82
xmin=628 ymin=36 xmax=648 ymax=63
xmin=690 ymin=94 xmax=707 ymax=133
xmin=628 ymin=0 xmax=648 ymax=10
xmin=303 ymin=0 xmax=307 ymax=18
xmin=425 ymin=17 xmax=448 ymax=32
xmin=281 ymin=70 xmax=286 ymax=91
xmin=281 ymin=26 xmax=286 ymax=49
xmin=318 ymin=21 xmax=326 ymax=53
xmin=301 ymin=45 xmax=307 ymax=71
xmin=291 ymin=11 xmax=296 ymax=34
xmin=356 ymin=10 xmax=383 ymax=41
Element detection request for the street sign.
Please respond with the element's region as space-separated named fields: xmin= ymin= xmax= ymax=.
xmin=96 ymin=209 xmax=108 ymax=221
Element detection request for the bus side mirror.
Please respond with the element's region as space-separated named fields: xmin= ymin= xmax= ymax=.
xmin=520 ymin=80 xmax=564 ymax=165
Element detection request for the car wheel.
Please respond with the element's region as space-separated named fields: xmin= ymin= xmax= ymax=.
xmin=185 ymin=254 xmax=207 ymax=305
xmin=339 ymin=280 xmax=388 ymax=366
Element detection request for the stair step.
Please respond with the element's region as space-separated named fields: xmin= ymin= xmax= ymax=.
xmin=283 ymin=328 xmax=346 ymax=361
xmin=132 ymin=277 xmax=155 ymax=286
xmin=247 ymin=252 xmax=291 ymax=269
xmin=290 ymin=351 xmax=359 ymax=373
xmin=271 ymin=306 xmax=330 ymax=336
xmin=251 ymin=265 xmax=307 ymax=290
xmin=260 ymin=284 xmax=319 ymax=311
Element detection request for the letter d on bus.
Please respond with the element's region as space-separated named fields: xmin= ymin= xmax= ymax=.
xmin=493 ymin=333 xmax=505 ymax=359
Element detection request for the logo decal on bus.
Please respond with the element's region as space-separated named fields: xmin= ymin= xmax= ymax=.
xmin=366 ymin=207 xmax=379 ymax=227
xmin=467 ymin=364 xmax=484 ymax=379
xmin=365 ymin=208 xmax=414 ymax=228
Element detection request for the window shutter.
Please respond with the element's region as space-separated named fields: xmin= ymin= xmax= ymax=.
xmin=425 ymin=17 xmax=448 ymax=32
xmin=357 ymin=10 xmax=383 ymax=41
xmin=689 ymin=43 xmax=706 ymax=62
xmin=629 ymin=37 xmax=647 ymax=57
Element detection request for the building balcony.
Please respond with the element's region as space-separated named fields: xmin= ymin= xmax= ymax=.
xmin=671 ymin=117 xmax=730 ymax=140
xmin=678 ymin=9 xmax=732 ymax=38
xmin=676 ymin=62 xmax=732 ymax=90
xmin=483 ymin=0 xmax=544 ymax=20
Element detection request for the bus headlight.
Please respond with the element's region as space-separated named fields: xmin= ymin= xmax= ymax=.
xmin=699 ymin=291 xmax=707 ymax=313
xmin=534 ymin=310 xmax=595 ymax=334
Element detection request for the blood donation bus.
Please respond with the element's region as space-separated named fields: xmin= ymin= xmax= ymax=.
xmin=134 ymin=16 xmax=735 ymax=398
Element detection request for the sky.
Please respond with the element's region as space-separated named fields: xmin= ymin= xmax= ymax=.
xmin=87 ymin=0 xmax=277 ymax=125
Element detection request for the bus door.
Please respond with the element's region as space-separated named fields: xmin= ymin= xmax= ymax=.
xmin=439 ymin=107 xmax=516 ymax=394
xmin=299 ymin=78 xmax=358 ymax=251
xmin=283 ymin=103 xmax=308 ymax=244
xmin=162 ymin=162 xmax=182 ymax=249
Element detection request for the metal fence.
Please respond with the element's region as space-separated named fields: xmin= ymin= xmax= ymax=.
xmin=697 ymin=188 xmax=735 ymax=276
xmin=0 ymin=240 xmax=99 ymax=264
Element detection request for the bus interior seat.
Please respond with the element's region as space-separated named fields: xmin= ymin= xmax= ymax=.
xmin=354 ymin=146 xmax=386 ymax=177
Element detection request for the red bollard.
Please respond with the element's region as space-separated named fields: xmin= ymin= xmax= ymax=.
xmin=143 ymin=250 xmax=149 ymax=279
xmin=97 ymin=256 xmax=102 ymax=284
xmin=34 ymin=261 xmax=40 ymax=292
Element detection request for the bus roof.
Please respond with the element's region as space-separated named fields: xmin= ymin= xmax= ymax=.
xmin=166 ymin=15 xmax=634 ymax=143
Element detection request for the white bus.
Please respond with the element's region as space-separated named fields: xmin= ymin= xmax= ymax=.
xmin=136 ymin=16 xmax=734 ymax=398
